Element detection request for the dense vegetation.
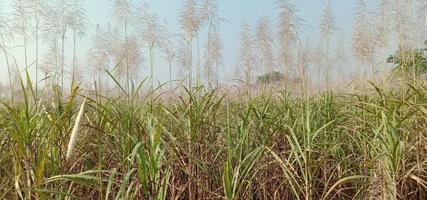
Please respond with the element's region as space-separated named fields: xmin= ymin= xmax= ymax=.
xmin=388 ymin=41 xmax=427 ymax=78
xmin=0 ymin=78 xmax=426 ymax=199
xmin=1 ymin=0 xmax=427 ymax=199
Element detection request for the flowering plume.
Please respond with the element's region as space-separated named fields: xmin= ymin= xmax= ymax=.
xmin=352 ymin=0 xmax=374 ymax=65
xmin=179 ymin=0 xmax=202 ymax=41
xmin=373 ymin=0 xmax=392 ymax=51
xmin=239 ymin=21 xmax=255 ymax=83
xmin=256 ymin=16 xmax=274 ymax=74
xmin=135 ymin=2 xmax=165 ymax=49
xmin=112 ymin=0 xmax=134 ymax=26
xmin=319 ymin=0 xmax=336 ymax=45
xmin=205 ymin=26 xmax=223 ymax=84
xmin=276 ymin=0 xmax=303 ymax=79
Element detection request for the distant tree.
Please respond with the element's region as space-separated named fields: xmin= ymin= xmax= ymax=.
xmin=239 ymin=21 xmax=255 ymax=98
xmin=387 ymin=41 xmax=427 ymax=79
xmin=257 ymin=71 xmax=284 ymax=85
xmin=256 ymin=71 xmax=305 ymax=92
xmin=319 ymin=0 xmax=336 ymax=89
xmin=276 ymin=0 xmax=303 ymax=88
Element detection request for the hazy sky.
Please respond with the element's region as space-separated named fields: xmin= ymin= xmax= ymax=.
xmin=0 ymin=0 xmax=380 ymax=86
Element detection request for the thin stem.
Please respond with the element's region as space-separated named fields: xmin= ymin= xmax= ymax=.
xmin=169 ymin=61 xmax=172 ymax=90
xmin=0 ymin=31 xmax=13 ymax=104
xmin=150 ymin=45 xmax=154 ymax=91
xmin=188 ymin=39 xmax=193 ymax=91
xmin=196 ymin=34 xmax=201 ymax=88
xmin=248 ymin=64 xmax=251 ymax=100
xmin=215 ymin=62 xmax=219 ymax=88
xmin=125 ymin=20 xmax=129 ymax=101
xmin=35 ymin=0 xmax=39 ymax=99
xmin=61 ymin=33 xmax=65 ymax=98
xmin=72 ymin=26 xmax=77 ymax=84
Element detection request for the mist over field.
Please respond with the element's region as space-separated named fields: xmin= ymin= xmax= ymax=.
xmin=0 ymin=0 xmax=426 ymax=199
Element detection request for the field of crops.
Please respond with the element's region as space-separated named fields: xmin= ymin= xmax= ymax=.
xmin=0 ymin=80 xmax=426 ymax=199
xmin=1 ymin=0 xmax=427 ymax=199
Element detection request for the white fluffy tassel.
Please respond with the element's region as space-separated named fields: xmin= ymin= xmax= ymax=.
xmin=66 ymin=97 xmax=87 ymax=161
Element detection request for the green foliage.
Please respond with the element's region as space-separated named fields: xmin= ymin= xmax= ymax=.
xmin=1 ymin=76 xmax=427 ymax=199
xmin=257 ymin=71 xmax=284 ymax=84
xmin=387 ymin=41 xmax=427 ymax=77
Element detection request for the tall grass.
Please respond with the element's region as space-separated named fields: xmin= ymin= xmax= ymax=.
xmin=0 ymin=73 xmax=426 ymax=199
xmin=0 ymin=1 xmax=426 ymax=198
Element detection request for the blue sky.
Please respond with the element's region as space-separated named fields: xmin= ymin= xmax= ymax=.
xmin=0 ymin=0 xmax=380 ymax=85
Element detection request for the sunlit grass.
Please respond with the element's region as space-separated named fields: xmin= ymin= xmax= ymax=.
xmin=0 ymin=72 xmax=426 ymax=199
